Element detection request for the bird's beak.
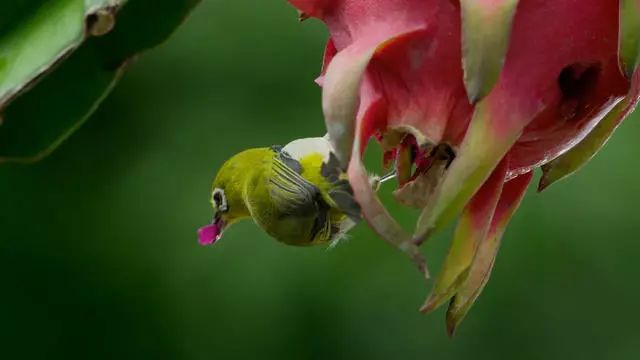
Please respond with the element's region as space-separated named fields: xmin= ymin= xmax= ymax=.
xmin=198 ymin=214 xmax=225 ymax=246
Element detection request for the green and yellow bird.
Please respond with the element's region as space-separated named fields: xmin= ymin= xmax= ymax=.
xmin=198 ymin=136 xmax=368 ymax=246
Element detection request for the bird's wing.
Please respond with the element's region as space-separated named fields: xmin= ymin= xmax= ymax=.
xmin=268 ymin=153 xmax=321 ymax=217
xmin=327 ymin=179 xmax=361 ymax=223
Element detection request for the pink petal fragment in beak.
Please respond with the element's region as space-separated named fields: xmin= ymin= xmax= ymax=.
xmin=198 ymin=222 xmax=222 ymax=246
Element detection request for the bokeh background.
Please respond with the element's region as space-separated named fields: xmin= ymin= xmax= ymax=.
xmin=2 ymin=1 xmax=640 ymax=359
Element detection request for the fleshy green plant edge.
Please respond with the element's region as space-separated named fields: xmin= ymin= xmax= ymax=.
xmin=0 ymin=0 xmax=201 ymax=163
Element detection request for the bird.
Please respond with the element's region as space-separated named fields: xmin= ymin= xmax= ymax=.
xmin=198 ymin=136 xmax=379 ymax=247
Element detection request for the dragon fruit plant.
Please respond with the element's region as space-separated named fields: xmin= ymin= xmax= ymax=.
xmin=286 ymin=0 xmax=640 ymax=334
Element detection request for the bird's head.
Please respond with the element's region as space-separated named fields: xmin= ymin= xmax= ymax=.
xmin=198 ymin=151 xmax=257 ymax=246
xmin=197 ymin=187 xmax=229 ymax=246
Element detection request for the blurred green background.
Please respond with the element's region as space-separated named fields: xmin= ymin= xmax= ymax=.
xmin=2 ymin=1 xmax=640 ymax=359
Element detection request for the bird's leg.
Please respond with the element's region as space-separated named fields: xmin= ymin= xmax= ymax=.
xmin=369 ymin=170 xmax=396 ymax=191
xmin=378 ymin=170 xmax=397 ymax=184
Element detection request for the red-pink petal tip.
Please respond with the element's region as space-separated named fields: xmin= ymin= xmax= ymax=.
xmin=198 ymin=223 xmax=222 ymax=246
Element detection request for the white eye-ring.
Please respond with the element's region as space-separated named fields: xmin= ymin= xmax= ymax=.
xmin=211 ymin=188 xmax=228 ymax=212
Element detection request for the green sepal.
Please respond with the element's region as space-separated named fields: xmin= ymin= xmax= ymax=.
xmin=460 ymin=0 xmax=519 ymax=102
xmin=619 ymin=0 xmax=640 ymax=79
xmin=421 ymin=158 xmax=507 ymax=314
xmin=446 ymin=171 xmax=532 ymax=336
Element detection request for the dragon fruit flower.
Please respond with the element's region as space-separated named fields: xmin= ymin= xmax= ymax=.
xmin=288 ymin=0 xmax=640 ymax=334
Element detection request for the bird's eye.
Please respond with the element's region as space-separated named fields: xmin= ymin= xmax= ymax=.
xmin=212 ymin=188 xmax=228 ymax=212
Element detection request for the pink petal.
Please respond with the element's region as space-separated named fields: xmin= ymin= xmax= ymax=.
xmin=198 ymin=223 xmax=222 ymax=246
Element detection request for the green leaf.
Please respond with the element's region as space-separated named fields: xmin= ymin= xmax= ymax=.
xmin=0 ymin=0 xmax=200 ymax=163
xmin=0 ymin=0 xmax=90 ymax=107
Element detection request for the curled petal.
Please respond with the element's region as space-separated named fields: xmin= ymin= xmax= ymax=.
xmin=347 ymin=72 xmax=428 ymax=278
xmin=539 ymin=69 xmax=640 ymax=191
xmin=507 ymin=60 xmax=630 ymax=177
xmin=322 ymin=44 xmax=377 ymax=167
xmin=348 ymin=131 xmax=429 ymax=279
xmin=446 ymin=171 xmax=533 ymax=336
xmin=349 ymin=152 xmax=429 ymax=279
xmin=322 ymin=30 xmax=425 ymax=168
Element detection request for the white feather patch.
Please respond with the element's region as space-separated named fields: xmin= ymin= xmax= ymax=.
xmin=282 ymin=136 xmax=334 ymax=162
